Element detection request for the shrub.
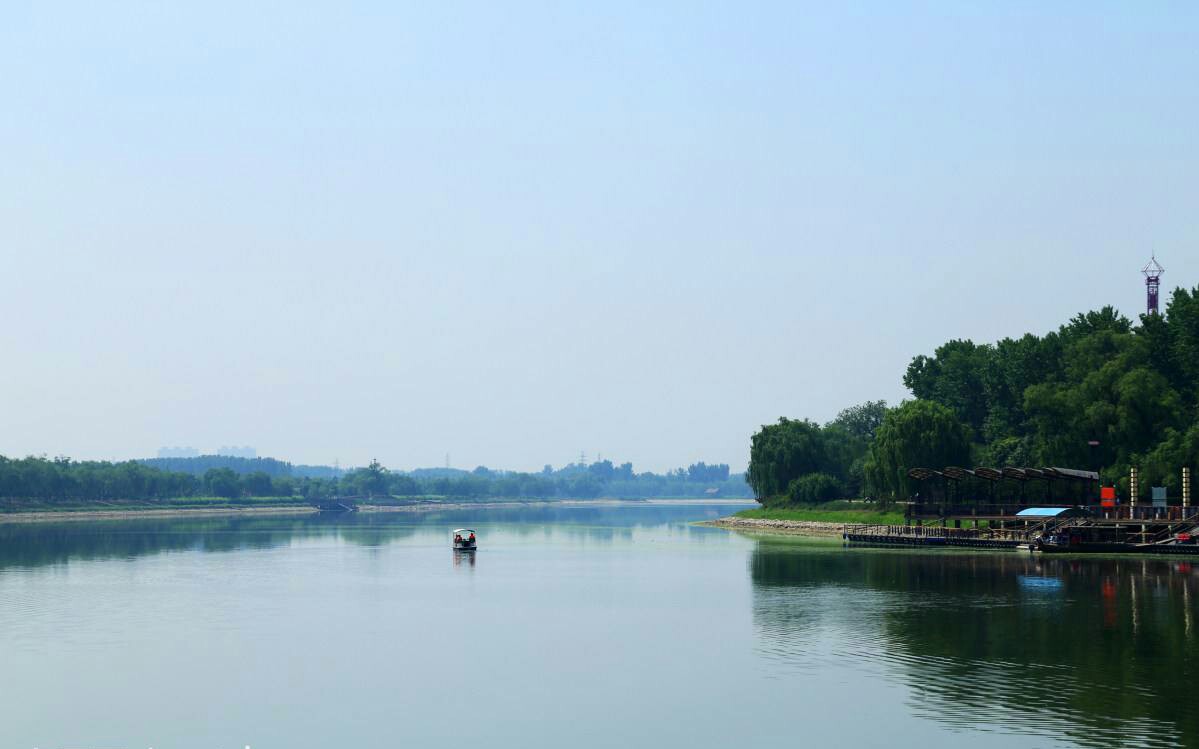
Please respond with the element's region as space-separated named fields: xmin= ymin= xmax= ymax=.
xmin=786 ymin=473 xmax=845 ymax=504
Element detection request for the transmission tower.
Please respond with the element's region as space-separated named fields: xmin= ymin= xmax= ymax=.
xmin=1143 ymin=255 xmax=1165 ymax=315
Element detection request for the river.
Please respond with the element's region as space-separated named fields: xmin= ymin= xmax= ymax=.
xmin=1 ymin=502 xmax=1195 ymax=748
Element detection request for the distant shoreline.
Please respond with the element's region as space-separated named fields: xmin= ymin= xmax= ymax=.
xmin=0 ymin=505 xmax=319 ymax=524
xmin=359 ymin=498 xmax=756 ymax=512
xmin=0 ymin=497 xmax=758 ymax=525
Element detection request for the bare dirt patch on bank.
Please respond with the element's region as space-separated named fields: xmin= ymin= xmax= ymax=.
xmin=704 ymin=516 xmax=847 ymax=537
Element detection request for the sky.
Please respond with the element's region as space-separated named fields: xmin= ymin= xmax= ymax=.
xmin=1 ymin=2 xmax=1197 ymax=473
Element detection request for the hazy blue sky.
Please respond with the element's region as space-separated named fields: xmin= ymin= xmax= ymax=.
xmin=2 ymin=2 xmax=1196 ymax=472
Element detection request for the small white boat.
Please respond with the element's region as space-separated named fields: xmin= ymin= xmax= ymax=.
xmin=452 ymin=528 xmax=477 ymax=550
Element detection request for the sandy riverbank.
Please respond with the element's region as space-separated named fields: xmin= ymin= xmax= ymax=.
xmin=704 ymin=516 xmax=847 ymax=537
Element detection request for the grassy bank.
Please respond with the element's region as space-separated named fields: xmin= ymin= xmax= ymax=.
xmin=734 ymin=506 xmax=906 ymax=525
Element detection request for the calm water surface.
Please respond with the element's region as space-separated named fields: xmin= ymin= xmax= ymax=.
xmin=1 ymin=502 xmax=1196 ymax=748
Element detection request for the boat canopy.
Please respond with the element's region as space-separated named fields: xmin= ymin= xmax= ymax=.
xmin=1016 ymin=507 xmax=1072 ymax=517
xmin=452 ymin=529 xmax=476 ymax=534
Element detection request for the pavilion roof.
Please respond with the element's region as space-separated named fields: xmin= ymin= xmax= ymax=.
xmin=906 ymin=466 xmax=1097 ymax=483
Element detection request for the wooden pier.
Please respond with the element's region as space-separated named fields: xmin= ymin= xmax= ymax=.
xmin=844 ymin=524 xmax=1026 ymax=549
xmin=845 ymin=515 xmax=1199 ymax=555
xmin=865 ymin=464 xmax=1199 ymax=555
xmin=310 ymin=497 xmax=360 ymax=513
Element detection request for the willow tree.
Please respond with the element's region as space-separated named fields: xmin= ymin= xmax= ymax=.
xmin=747 ymin=418 xmax=831 ymax=501
xmin=865 ymin=401 xmax=971 ymax=502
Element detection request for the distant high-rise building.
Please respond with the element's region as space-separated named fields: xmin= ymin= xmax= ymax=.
xmin=157 ymin=446 xmax=200 ymax=458
xmin=216 ymin=446 xmax=257 ymax=459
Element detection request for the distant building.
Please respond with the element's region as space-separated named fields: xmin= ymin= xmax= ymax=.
xmin=216 ymin=446 xmax=257 ymax=459
xmin=157 ymin=446 xmax=200 ymax=458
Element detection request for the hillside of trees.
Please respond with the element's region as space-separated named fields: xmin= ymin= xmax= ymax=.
xmin=749 ymin=285 xmax=1199 ymax=507
xmin=0 ymin=454 xmax=750 ymax=510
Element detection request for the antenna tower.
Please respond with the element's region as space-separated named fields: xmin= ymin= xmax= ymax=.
xmin=1142 ymin=255 xmax=1165 ymax=316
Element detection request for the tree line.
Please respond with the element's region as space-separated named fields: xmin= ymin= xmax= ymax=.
xmin=0 ymin=454 xmax=750 ymax=507
xmin=749 ymin=285 xmax=1199 ymax=506
xmin=140 ymin=455 xmax=344 ymax=479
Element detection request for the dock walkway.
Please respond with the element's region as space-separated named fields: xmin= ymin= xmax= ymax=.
xmin=844 ymin=517 xmax=1199 ymax=555
xmin=844 ymin=524 xmax=1025 ymax=549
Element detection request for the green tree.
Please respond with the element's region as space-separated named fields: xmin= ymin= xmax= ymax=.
xmin=980 ymin=333 xmax=1062 ymax=442
xmin=203 ymin=468 xmax=240 ymax=499
xmin=747 ymin=418 xmax=865 ymax=505
xmin=362 ymin=459 xmax=389 ymax=496
xmin=1164 ymin=287 xmax=1199 ymax=405
xmin=588 ymin=460 xmax=616 ymax=481
xmin=687 ymin=462 xmax=730 ymax=482
xmin=242 ymin=471 xmax=274 ymax=496
xmin=865 ymin=401 xmax=971 ymax=501
xmin=904 ymin=340 xmax=992 ymax=437
xmin=787 ymin=473 xmax=844 ymax=503
xmin=388 ymin=474 xmax=422 ymax=496
xmin=747 ymin=418 xmax=830 ymax=500
xmin=828 ymin=400 xmax=888 ymax=440
xmin=1139 ymin=421 xmax=1199 ymax=498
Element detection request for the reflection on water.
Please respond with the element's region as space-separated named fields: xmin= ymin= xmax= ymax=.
xmin=0 ymin=502 xmax=737 ymax=571
xmin=0 ymin=501 xmax=755 ymax=749
xmin=752 ymin=541 xmax=1199 ymax=748
xmin=6 ymin=502 xmax=1196 ymax=748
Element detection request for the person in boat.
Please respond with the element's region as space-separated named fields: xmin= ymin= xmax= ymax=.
xmin=468 ymin=532 xmax=476 ymax=544
xmin=454 ymin=533 xmax=463 ymax=545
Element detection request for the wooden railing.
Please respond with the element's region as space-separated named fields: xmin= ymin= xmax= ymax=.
xmin=907 ymin=503 xmax=1073 ymax=518
xmin=907 ymin=503 xmax=1199 ymax=521
xmin=845 ymin=524 xmax=1030 ymax=542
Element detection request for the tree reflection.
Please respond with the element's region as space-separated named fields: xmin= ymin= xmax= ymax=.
xmin=0 ymin=514 xmax=418 ymax=570
xmin=751 ymin=543 xmax=1199 ymax=748
xmin=0 ymin=502 xmax=747 ymax=570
